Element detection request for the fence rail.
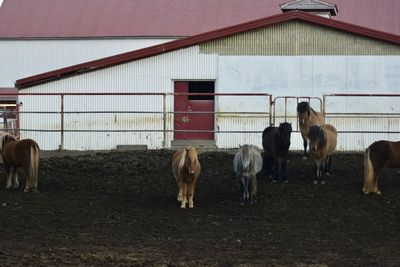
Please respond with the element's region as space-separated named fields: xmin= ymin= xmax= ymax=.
xmin=1 ymin=92 xmax=399 ymax=150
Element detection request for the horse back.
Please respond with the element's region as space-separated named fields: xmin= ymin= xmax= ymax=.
xmin=2 ymin=139 xmax=39 ymax=167
xmin=300 ymin=110 xmax=325 ymax=137
xmin=262 ymin=126 xmax=278 ymax=153
xmin=369 ymin=140 xmax=400 ymax=168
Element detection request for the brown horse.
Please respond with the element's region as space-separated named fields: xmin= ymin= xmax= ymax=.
xmin=297 ymin=102 xmax=325 ymax=159
xmin=0 ymin=132 xmax=40 ymax=192
xmin=363 ymin=140 xmax=400 ymax=195
xmin=308 ymin=124 xmax=337 ymax=185
xmin=171 ymin=146 xmax=201 ymax=208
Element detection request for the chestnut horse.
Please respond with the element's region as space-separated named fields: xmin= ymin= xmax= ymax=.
xmin=363 ymin=140 xmax=400 ymax=195
xmin=308 ymin=124 xmax=337 ymax=185
xmin=171 ymin=146 xmax=201 ymax=208
xmin=233 ymin=144 xmax=263 ymax=205
xmin=297 ymin=102 xmax=325 ymax=159
xmin=0 ymin=132 xmax=40 ymax=192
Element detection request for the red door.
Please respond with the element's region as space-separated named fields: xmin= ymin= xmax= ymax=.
xmin=174 ymin=81 xmax=214 ymax=140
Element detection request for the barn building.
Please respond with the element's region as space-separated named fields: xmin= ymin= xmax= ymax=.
xmin=3 ymin=0 xmax=400 ymax=151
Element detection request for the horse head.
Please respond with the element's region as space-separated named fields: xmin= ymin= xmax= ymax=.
xmin=297 ymin=102 xmax=311 ymax=124
xmin=0 ymin=132 xmax=17 ymax=153
xmin=184 ymin=146 xmax=199 ymax=175
xmin=308 ymin=126 xmax=326 ymax=151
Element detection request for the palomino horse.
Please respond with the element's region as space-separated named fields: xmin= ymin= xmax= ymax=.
xmin=308 ymin=124 xmax=337 ymax=185
xmin=0 ymin=132 xmax=40 ymax=192
xmin=363 ymin=140 xmax=400 ymax=195
xmin=171 ymin=146 xmax=201 ymax=208
xmin=262 ymin=122 xmax=292 ymax=182
xmin=297 ymin=102 xmax=325 ymax=159
xmin=233 ymin=144 xmax=263 ymax=205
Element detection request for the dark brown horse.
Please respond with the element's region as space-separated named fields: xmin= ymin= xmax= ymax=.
xmin=0 ymin=132 xmax=40 ymax=192
xmin=297 ymin=102 xmax=325 ymax=159
xmin=262 ymin=122 xmax=292 ymax=182
xmin=308 ymin=124 xmax=337 ymax=185
xmin=363 ymin=140 xmax=400 ymax=195
xmin=171 ymin=146 xmax=201 ymax=208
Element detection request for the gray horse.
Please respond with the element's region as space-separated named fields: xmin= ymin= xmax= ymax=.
xmin=233 ymin=144 xmax=263 ymax=205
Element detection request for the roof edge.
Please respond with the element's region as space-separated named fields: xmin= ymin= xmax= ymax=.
xmin=15 ymin=11 xmax=400 ymax=89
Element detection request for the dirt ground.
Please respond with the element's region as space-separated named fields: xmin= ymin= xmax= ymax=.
xmin=0 ymin=148 xmax=399 ymax=266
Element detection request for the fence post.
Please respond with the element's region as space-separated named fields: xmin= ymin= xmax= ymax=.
xmin=162 ymin=94 xmax=166 ymax=148
xmin=59 ymin=94 xmax=64 ymax=150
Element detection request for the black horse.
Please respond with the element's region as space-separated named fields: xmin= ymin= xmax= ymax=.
xmin=262 ymin=122 xmax=292 ymax=182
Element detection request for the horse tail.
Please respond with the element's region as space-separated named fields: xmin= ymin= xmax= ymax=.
xmin=363 ymin=147 xmax=374 ymax=194
xmin=30 ymin=143 xmax=40 ymax=191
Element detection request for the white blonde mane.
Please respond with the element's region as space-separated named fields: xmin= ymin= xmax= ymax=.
xmin=178 ymin=148 xmax=187 ymax=169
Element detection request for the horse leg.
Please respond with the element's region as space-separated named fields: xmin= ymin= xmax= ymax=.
xmin=302 ymin=138 xmax=308 ymax=159
xmin=187 ymin=180 xmax=196 ymax=208
xmin=177 ymin=181 xmax=183 ymax=203
xmin=11 ymin=167 xmax=19 ymax=188
xmin=314 ymin=160 xmax=321 ymax=184
xmin=250 ymin=175 xmax=257 ymax=204
xmin=265 ymin=155 xmax=273 ymax=179
xmin=5 ymin=165 xmax=13 ymax=189
xmin=325 ymin=155 xmax=333 ymax=176
xmin=372 ymin=165 xmax=383 ymax=195
xmin=238 ymin=177 xmax=246 ymax=205
xmin=180 ymin=182 xmax=188 ymax=208
xmin=282 ymin=158 xmax=288 ymax=183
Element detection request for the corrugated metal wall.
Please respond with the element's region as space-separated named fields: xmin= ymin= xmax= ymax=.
xmin=200 ymin=21 xmax=400 ymax=55
xmin=0 ymin=38 xmax=175 ymax=87
xmin=18 ymin=47 xmax=218 ymax=150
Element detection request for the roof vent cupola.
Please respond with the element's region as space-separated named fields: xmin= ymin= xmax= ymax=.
xmin=280 ymin=0 xmax=338 ymax=18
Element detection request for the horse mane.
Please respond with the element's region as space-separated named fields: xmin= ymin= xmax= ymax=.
xmin=178 ymin=148 xmax=187 ymax=170
xmin=308 ymin=126 xmax=326 ymax=147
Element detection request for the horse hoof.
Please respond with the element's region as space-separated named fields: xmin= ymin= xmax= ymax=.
xmin=272 ymin=179 xmax=277 ymax=183
xmin=302 ymin=156 xmax=308 ymax=160
xmin=376 ymin=191 xmax=381 ymax=195
xmin=320 ymin=180 xmax=326 ymax=185
xmin=313 ymin=180 xmax=318 ymax=185
xmin=283 ymin=179 xmax=288 ymax=183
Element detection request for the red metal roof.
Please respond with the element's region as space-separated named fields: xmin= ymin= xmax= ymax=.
xmin=15 ymin=11 xmax=400 ymax=88
xmin=0 ymin=0 xmax=399 ymax=38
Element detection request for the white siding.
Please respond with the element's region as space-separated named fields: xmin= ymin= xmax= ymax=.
xmin=19 ymin=46 xmax=218 ymax=150
xmin=0 ymin=38 xmax=176 ymax=87
xmin=217 ymin=55 xmax=400 ymax=150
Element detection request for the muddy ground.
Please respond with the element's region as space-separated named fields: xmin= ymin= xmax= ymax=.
xmin=0 ymin=149 xmax=399 ymax=266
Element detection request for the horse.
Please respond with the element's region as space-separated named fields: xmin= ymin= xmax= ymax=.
xmin=262 ymin=122 xmax=292 ymax=182
xmin=363 ymin=140 xmax=400 ymax=195
xmin=233 ymin=144 xmax=263 ymax=205
xmin=297 ymin=101 xmax=325 ymax=159
xmin=171 ymin=146 xmax=201 ymax=208
xmin=0 ymin=132 xmax=40 ymax=192
xmin=308 ymin=124 xmax=337 ymax=184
